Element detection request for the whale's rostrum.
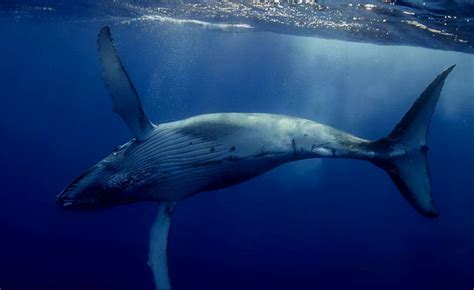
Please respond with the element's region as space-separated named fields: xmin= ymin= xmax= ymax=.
xmin=56 ymin=26 xmax=455 ymax=290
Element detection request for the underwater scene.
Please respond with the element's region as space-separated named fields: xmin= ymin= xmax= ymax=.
xmin=1 ymin=1 xmax=473 ymax=290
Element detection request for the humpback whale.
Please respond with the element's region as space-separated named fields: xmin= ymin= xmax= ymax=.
xmin=57 ymin=26 xmax=455 ymax=290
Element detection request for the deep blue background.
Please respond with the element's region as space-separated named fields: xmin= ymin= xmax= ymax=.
xmin=1 ymin=17 xmax=473 ymax=290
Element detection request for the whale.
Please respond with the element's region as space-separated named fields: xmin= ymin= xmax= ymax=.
xmin=57 ymin=26 xmax=455 ymax=290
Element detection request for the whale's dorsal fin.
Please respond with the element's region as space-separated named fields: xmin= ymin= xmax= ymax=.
xmin=97 ymin=26 xmax=154 ymax=141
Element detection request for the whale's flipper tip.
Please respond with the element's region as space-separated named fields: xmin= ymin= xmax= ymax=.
xmin=445 ymin=64 xmax=456 ymax=73
xmin=100 ymin=25 xmax=111 ymax=34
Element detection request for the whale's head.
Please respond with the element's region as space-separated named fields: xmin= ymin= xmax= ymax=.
xmin=57 ymin=141 xmax=145 ymax=210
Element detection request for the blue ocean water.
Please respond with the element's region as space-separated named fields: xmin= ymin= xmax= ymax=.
xmin=1 ymin=2 xmax=474 ymax=290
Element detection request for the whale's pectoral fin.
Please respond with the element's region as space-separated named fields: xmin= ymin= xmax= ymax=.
xmin=148 ymin=202 xmax=176 ymax=290
xmin=97 ymin=26 xmax=154 ymax=141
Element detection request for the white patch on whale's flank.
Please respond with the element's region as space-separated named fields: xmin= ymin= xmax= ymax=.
xmin=312 ymin=147 xmax=333 ymax=157
xmin=277 ymin=117 xmax=299 ymax=133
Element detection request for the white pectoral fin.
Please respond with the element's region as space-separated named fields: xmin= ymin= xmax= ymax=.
xmin=97 ymin=26 xmax=154 ymax=141
xmin=148 ymin=202 xmax=176 ymax=290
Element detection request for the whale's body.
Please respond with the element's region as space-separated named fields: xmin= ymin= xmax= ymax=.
xmin=57 ymin=26 xmax=455 ymax=290
xmin=113 ymin=113 xmax=376 ymax=202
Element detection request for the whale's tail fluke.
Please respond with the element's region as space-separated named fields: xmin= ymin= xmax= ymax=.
xmin=368 ymin=65 xmax=455 ymax=218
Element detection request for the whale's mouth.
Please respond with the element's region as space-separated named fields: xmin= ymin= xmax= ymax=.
xmin=56 ymin=194 xmax=103 ymax=210
xmin=56 ymin=167 xmax=105 ymax=210
xmin=56 ymin=186 xmax=104 ymax=210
